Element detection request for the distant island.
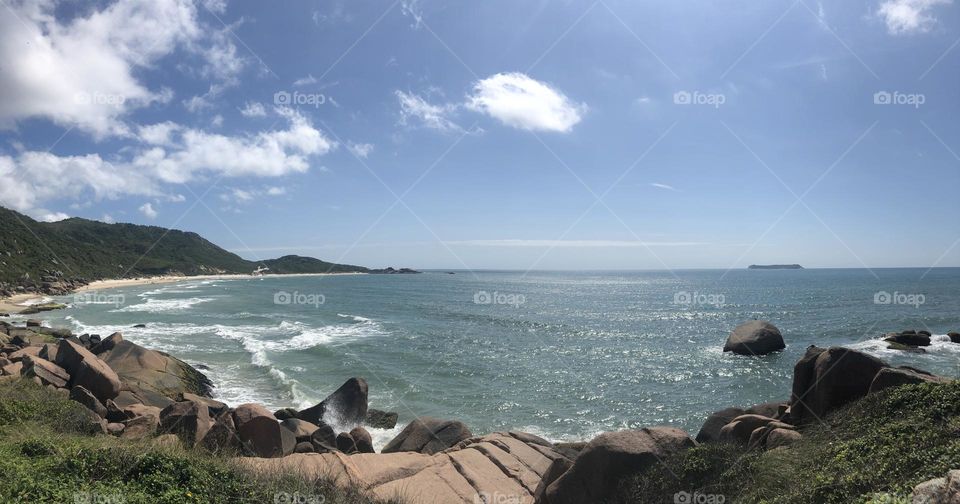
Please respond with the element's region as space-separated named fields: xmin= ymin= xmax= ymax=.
xmin=748 ymin=264 xmax=804 ymax=270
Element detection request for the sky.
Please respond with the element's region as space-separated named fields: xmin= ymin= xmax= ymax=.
xmin=1 ymin=0 xmax=959 ymax=271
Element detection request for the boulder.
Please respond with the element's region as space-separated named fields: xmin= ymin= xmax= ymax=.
xmin=121 ymin=414 xmax=159 ymax=440
xmin=233 ymin=403 xmax=294 ymax=458
xmin=294 ymin=441 xmax=314 ymax=453
xmin=1 ymin=361 xmax=22 ymax=376
xmin=544 ymin=427 xmax=696 ymax=504
xmin=884 ymin=331 xmax=930 ymax=347
xmin=113 ymin=386 xmax=175 ymax=410
xmin=869 ymin=366 xmax=950 ymax=393
xmin=336 ymin=432 xmax=357 ymax=453
xmin=718 ymin=414 xmax=778 ymax=446
xmin=274 ymin=408 xmax=298 ymax=421
xmin=122 ymin=403 xmax=162 ymax=421
xmin=38 ymin=343 xmax=57 ymax=362
xmin=350 ymin=426 xmax=374 ymax=453
xmin=90 ymin=332 xmax=123 ymax=355
xmin=69 ymin=385 xmax=108 ymax=418
xmin=381 ymin=417 xmax=473 ymax=455
xmin=695 ymin=406 xmax=744 ymax=443
xmin=178 ymin=392 xmax=227 ymax=417
xmin=723 ymin=320 xmax=785 ymax=355
xmin=911 ymin=469 xmax=960 ymax=503
xmin=296 ymin=377 xmax=368 ymax=428
xmin=281 ymin=418 xmax=319 ymax=442
xmin=949 ymin=332 xmax=960 ymax=343
xmin=789 ymin=346 xmax=887 ymax=425
xmin=55 ymin=339 xmax=121 ymax=402
xmin=159 ymin=400 xmax=212 ymax=447
xmin=766 ymin=428 xmax=801 ymax=450
xmin=201 ymin=411 xmax=242 ymax=454
xmin=366 ymin=408 xmax=399 ymax=429
xmin=106 ymin=422 xmax=125 ymax=436
xmin=309 ymin=422 xmax=337 ymax=452
xmin=8 ymin=346 xmax=42 ymax=362
xmin=101 ymin=340 xmax=212 ymax=399
xmin=533 ymin=457 xmax=575 ymax=504
xmin=21 ymin=356 xmax=69 ymax=388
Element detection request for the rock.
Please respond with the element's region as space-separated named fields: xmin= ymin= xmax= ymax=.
xmin=309 ymin=422 xmax=337 ymax=452
xmin=159 ymin=400 xmax=212 ymax=447
xmin=38 ymin=343 xmax=57 ymax=362
xmin=381 ymin=417 xmax=473 ymax=455
xmin=121 ymin=414 xmax=159 ymax=440
xmin=21 ymin=356 xmax=69 ymax=388
xmin=8 ymin=346 xmax=42 ymax=362
xmin=101 ymin=340 xmax=212 ymax=399
xmin=545 ymin=427 xmax=696 ymax=504
xmin=25 ymin=319 xmax=41 ymax=327
xmin=296 ymin=377 xmax=368 ymax=428
xmin=274 ymin=407 xmax=298 ymax=421
xmin=1 ymin=361 xmax=22 ymax=376
xmin=233 ymin=403 xmax=294 ymax=458
xmin=911 ymin=469 xmax=960 ymax=503
xmin=0 ymin=357 xmax=10 ymax=368
xmin=178 ymin=392 xmax=227 ymax=417
xmin=919 ymin=330 xmax=932 ymax=337
xmin=365 ymin=408 xmax=399 ymax=429
xmin=55 ymin=339 xmax=121 ymax=403
xmin=887 ymin=341 xmax=927 ymax=353
xmin=122 ymin=403 xmax=162 ymax=421
xmin=294 ymin=441 xmax=314 ymax=453
xmin=201 ymin=411 xmax=242 ymax=454
xmin=105 ymin=399 xmax=131 ymax=423
xmin=869 ymin=366 xmax=950 ymax=393
xmin=90 ymin=332 xmax=123 ymax=355
xmin=884 ymin=331 xmax=931 ymax=347
xmin=695 ymin=406 xmax=744 ymax=443
xmin=78 ymin=408 xmax=107 ymax=435
xmin=113 ymin=386 xmax=175 ymax=410
xmin=350 ymin=426 xmax=374 ymax=453
xmin=281 ymin=418 xmax=319 ymax=442
xmin=336 ymin=432 xmax=357 ymax=453
xmin=723 ymin=320 xmax=785 ymax=355
xmin=106 ymin=422 xmax=125 ymax=435
xmin=132 ymin=324 xmax=147 ymax=328
xmin=766 ymin=428 xmax=801 ymax=450
xmin=533 ymin=456 xmax=575 ymax=504
xmin=69 ymin=385 xmax=108 ymax=418
xmin=949 ymin=332 xmax=960 ymax=343
xmin=718 ymin=414 xmax=778 ymax=446
xmin=241 ymin=432 xmax=563 ymax=503
xmin=789 ymin=346 xmax=887 ymax=425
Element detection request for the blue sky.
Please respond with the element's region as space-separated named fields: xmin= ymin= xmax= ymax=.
xmin=1 ymin=0 xmax=959 ymax=270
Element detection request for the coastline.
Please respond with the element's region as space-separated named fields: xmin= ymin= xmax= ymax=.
xmin=0 ymin=272 xmax=366 ymax=314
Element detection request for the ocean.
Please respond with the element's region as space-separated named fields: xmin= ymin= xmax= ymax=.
xmin=21 ymin=268 xmax=960 ymax=449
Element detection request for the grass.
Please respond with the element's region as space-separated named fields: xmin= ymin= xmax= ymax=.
xmin=0 ymin=380 xmax=400 ymax=504
xmin=618 ymin=380 xmax=960 ymax=503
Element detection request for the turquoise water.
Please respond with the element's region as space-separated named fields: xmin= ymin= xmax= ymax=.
xmin=20 ymin=268 xmax=960 ymax=447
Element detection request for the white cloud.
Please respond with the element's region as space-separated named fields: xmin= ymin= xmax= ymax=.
xmin=347 ymin=142 xmax=374 ymax=158
xmin=466 ymin=73 xmax=586 ymax=133
xmin=40 ymin=212 xmax=70 ymax=222
xmin=139 ymin=202 xmax=158 ymax=219
xmin=266 ymin=186 xmax=286 ymax=196
xmin=240 ymin=102 xmax=267 ymax=117
xmin=395 ymin=91 xmax=463 ymax=133
xmin=293 ymin=74 xmax=319 ymax=87
xmin=138 ymin=122 xmax=182 ymax=146
xmin=877 ymin=0 xmax=952 ymax=35
xmin=102 ymin=214 xmax=116 ymax=224
xmin=650 ymin=183 xmax=678 ymax=191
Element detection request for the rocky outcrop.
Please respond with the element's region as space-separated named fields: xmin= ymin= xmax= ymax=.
xmin=240 ymin=432 xmax=567 ymax=504
xmin=789 ymin=346 xmax=886 ymax=424
xmin=723 ymin=321 xmax=785 ymax=355
xmin=718 ymin=414 xmax=779 ymax=446
xmin=884 ymin=330 xmax=931 ymax=347
xmin=296 ymin=377 xmax=368 ymax=428
xmin=55 ymin=339 xmax=121 ymax=403
xmin=381 ymin=417 xmax=473 ymax=455
xmin=159 ymin=400 xmax=212 ymax=447
xmin=543 ymin=427 xmax=695 ymax=504
xmin=101 ymin=340 xmax=212 ymax=399
xmin=869 ymin=366 xmax=950 ymax=393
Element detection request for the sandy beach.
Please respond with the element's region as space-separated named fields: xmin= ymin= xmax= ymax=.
xmin=0 ymin=272 xmax=365 ymax=314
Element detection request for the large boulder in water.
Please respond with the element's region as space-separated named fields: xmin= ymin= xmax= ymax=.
xmin=723 ymin=321 xmax=785 ymax=355
xmin=101 ymin=340 xmax=212 ymax=399
xmin=789 ymin=346 xmax=887 ymax=424
xmin=296 ymin=377 xmax=368 ymax=428
xmin=381 ymin=416 xmax=472 ymax=455
xmin=544 ymin=427 xmax=695 ymax=504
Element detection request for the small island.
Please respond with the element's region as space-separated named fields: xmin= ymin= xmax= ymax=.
xmin=748 ymin=264 xmax=804 ymax=270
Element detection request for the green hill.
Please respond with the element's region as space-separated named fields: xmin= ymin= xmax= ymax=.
xmin=0 ymin=206 xmax=368 ymax=287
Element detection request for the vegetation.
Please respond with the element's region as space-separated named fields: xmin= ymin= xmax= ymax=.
xmin=618 ymin=381 xmax=960 ymax=503
xmin=0 ymin=379 xmax=398 ymax=504
xmin=0 ymin=206 xmax=368 ymax=285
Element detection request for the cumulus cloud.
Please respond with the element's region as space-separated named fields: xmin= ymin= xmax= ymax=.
xmin=347 ymin=142 xmax=374 ymax=158
xmin=139 ymin=202 xmax=158 ymax=219
xmin=40 ymin=212 xmax=70 ymax=222
xmin=877 ymin=0 xmax=952 ymax=35
xmin=466 ymin=73 xmax=586 ymax=133
xmin=240 ymin=102 xmax=267 ymax=117
xmin=395 ymin=91 xmax=463 ymax=133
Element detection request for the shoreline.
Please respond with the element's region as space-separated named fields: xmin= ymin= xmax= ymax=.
xmin=0 ymin=272 xmax=366 ymax=314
